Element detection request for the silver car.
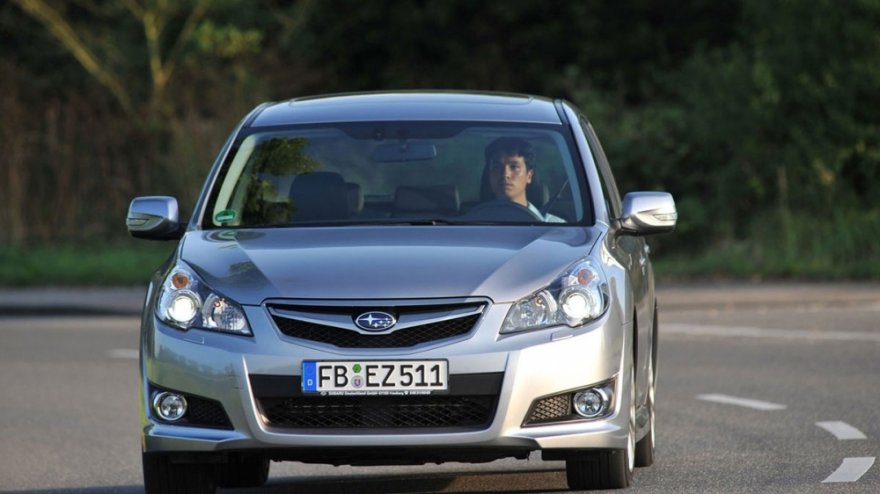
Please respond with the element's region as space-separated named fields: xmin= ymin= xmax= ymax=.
xmin=127 ymin=92 xmax=676 ymax=493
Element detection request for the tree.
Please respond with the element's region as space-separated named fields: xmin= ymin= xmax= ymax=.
xmin=9 ymin=0 xmax=273 ymax=118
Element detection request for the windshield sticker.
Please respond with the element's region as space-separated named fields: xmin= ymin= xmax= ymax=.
xmin=215 ymin=209 xmax=237 ymax=223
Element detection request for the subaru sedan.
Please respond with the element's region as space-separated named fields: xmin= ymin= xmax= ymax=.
xmin=127 ymin=91 xmax=676 ymax=493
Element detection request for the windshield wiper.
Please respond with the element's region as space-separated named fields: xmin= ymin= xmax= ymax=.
xmin=322 ymin=218 xmax=467 ymax=226
xmin=404 ymin=219 xmax=463 ymax=225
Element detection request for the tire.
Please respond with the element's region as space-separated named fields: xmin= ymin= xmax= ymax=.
xmin=635 ymin=304 xmax=659 ymax=467
xmin=634 ymin=346 xmax=655 ymax=467
xmin=565 ymin=365 xmax=635 ymax=490
xmin=142 ymin=452 xmax=216 ymax=494
xmin=566 ymin=449 xmax=633 ymax=490
xmin=216 ymin=456 xmax=270 ymax=488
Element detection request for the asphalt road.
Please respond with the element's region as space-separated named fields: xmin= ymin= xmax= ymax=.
xmin=1 ymin=286 xmax=878 ymax=493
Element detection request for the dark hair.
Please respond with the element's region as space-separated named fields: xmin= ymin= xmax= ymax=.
xmin=484 ymin=137 xmax=536 ymax=170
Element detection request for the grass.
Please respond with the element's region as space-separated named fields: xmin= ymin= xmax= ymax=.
xmin=654 ymin=249 xmax=880 ymax=281
xmin=654 ymin=209 xmax=880 ymax=281
xmin=0 ymin=242 xmax=175 ymax=286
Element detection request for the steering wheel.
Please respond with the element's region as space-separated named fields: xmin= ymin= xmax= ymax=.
xmin=461 ymin=200 xmax=543 ymax=222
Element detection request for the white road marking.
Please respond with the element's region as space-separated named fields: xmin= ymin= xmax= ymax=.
xmin=0 ymin=316 xmax=139 ymax=331
xmin=696 ymin=394 xmax=787 ymax=411
xmin=664 ymin=323 xmax=880 ymax=343
xmin=816 ymin=421 xmax=867 ymax=440
xmin=107 ymin=349 xmax=139 ymax=359
xmin=822 ymin=457 xmax=875 ymax=483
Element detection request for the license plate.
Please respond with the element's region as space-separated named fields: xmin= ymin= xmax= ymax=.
xmin=302 ymin=360 xmax=448 ymax=395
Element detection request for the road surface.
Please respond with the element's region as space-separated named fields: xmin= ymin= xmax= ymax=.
xmin=1 ymin=284 xmax=878 ymax=493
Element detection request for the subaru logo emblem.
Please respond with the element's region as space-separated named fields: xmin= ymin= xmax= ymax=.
xmin=354 ymin=311 xmax=397 ymax=331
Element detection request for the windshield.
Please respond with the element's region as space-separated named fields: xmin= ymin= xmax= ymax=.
xmin=202 ymin=122 xmax=592 ymax=228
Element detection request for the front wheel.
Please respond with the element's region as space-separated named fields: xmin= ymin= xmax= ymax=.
xmin=143 ymin=453 xmax=216 ymax=494
xmin=634 ymin=349 xmax=656 ymax=467
xmin=635 ymin=304 xmax=659 ymax=467
xmin=565 ymin=448 xmax=633 ymax=490
xmin=216 ymin=456 xmax=270 ymax=488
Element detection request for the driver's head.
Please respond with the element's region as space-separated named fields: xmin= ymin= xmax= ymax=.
xmin=485 ymin=137 xmax=535 ymax=207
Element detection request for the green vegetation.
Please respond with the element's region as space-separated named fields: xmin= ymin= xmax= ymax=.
xmin=654 ymin=209 xmax=880 ymax=280
xmin=0 ymin=243 xmax=173 ymax=286
xmin=1 ymin=0 xmax=878 ymax=283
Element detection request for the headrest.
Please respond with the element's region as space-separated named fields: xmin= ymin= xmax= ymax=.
xmin=529 ymin=182 xmax=550 ymax=207
xmin=345 ymin=182 xmax=364 ymax=216
xmin=288 ymin=172 xmax=348 ymax=221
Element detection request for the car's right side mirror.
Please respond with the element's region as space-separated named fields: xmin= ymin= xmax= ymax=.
xmin=617 ymin=192 xmax=677 ymax=235
xmin=126 ymin=196 xmax=184 ymax=240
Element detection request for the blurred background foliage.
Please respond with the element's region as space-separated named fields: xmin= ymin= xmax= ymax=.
xmin=1 ymin=0 xmax=878 ymax=283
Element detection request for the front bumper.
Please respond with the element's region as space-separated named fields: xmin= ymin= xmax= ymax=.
xmin=140 ymin=301 xmax=632 ymax=462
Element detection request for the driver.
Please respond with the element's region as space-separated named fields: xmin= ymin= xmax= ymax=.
xmin=484 ymin=137 xmax=564 ymax=223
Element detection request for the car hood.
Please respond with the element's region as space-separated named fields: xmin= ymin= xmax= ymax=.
xmin=179 ymin=226 xmax=602 ymax=305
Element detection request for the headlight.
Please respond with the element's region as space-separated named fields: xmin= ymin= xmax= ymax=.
xmin=501 ymin=259 xmax=608 ymax=334
xmin=157 ymin=262 xmax=252 ymax=336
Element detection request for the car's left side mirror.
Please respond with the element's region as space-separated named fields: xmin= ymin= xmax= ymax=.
xmin=126 ymin=196 xmax=184 ymax=240
xmin=617 ymin=192 xmax=677 ymax=235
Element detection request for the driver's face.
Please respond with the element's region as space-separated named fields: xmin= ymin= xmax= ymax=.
xmin=489 ymin=153 xmax=533 ymax=207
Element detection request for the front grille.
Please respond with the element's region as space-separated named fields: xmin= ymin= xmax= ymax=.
xmin=273 ymin=314 xmax=480 ymax=348
xmin=523 ymin=393 xmax=577 ymax=426
xmin=267 ymin=303 xmax=483 ymax=348
xmin=258 ymin=395 xmax=495 ymax=429
xmin=250 ymin=373 xmax=502 ymax=431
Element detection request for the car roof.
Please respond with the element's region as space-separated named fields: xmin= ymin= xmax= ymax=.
xmin=249 ymin=91 xmax=564 ymax=127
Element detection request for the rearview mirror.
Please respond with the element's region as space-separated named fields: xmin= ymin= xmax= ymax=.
xmin=371 ymin=141 xmax=437 ymax=162
xmin=126 ymin=196 xmax=183 ymax=240
xmin=618 ymin=192 xmax=677 ymax=235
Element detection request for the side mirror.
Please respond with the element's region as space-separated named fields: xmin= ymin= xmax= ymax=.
xmin=618 ymin=192 xmax=677 ymax=235
xmin=126 ymin=196 xmax=184 ymax=240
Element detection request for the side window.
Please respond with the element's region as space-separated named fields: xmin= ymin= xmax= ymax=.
xmin=579 ymin=117 xmax=621 ymax=219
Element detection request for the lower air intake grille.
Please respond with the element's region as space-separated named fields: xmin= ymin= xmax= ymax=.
xmin=524 ymin=393 xmax=576 ymax=426
xmin=250 ymin=373 xmax=502 ymax=431
xmin=185 ymin=396 xmax=234 ymax=429
xmin=258 ymin=395 xmax=495 ymax=429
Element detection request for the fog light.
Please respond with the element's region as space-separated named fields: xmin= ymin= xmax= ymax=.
xmin=153 ymin=392 xmax=187 ymax=422
xmin=573 ymin=387 xmax=610 ymax=418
